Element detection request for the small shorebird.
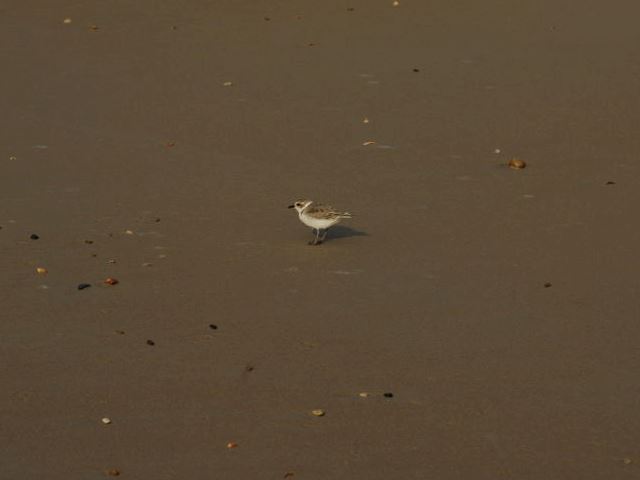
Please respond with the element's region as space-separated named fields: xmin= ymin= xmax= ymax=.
xmin=288 ymin=199 xmax=352 ymax=245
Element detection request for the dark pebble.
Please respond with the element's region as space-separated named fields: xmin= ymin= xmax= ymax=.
xmin=146 ymin=339 xmax=155 ymax=346
xmin=209 ymin=324 xmax=218 ymax=330
xmin=264 ymin=17 xmax=270 ymax=21
xmin=605 ymin=181 xmax=616 ymax=185
xmin=347 ymin=7 xmax=355 ymax=11
xmin=77 ymin=283 xmax=91 ymax=290
xmin=383 ymin=392 xmax=394 ymax=398
xmin=30 ymin=233 xmax=40 ymax=240
xmin=245 ymin=365 xmax=254 ymax=372
xmin=84 ymin=239 xmax=94 ymax=244
xmin=115 ymin=330 xmax=125 ymax=335
xmin=413 ymin=68 xmax=420 ymax=72
xmin=544 ymin=282 xmax=552 ymax=288
xmin=106 ymin=468 xmax=121 ymax=477
xmin=155 ymin=217 xmax=161 ymax=223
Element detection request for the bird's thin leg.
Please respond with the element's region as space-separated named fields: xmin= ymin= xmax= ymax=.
xmin=308 ymin=229 xmax=320 ymax=245
xmin=320 ymin=228 xmax=329 ymax=242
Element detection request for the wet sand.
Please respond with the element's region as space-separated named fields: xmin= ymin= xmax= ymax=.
xmin=2 ymin=1 xmax=640 ymax=478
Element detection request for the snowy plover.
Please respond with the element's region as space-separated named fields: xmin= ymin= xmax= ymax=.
xmin=288 ymin=199 xmax=352 ymax=245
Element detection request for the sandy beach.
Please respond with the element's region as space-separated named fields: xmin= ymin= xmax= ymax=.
xmin=2 ymin=1 xmax=640 ymax=478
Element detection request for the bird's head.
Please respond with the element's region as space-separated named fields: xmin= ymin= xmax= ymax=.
xmin=287 ymin=199 xmax=313 ymax=213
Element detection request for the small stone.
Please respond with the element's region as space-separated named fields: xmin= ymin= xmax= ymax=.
xmin=101 ymin=417 xmax=112 ymax=425
xmin=107 ymin=259 xmax=117 ymax=264
xmin=393 ymin=1 xmax=400 ymax=6
xmin=115 ymin=330 xmax=125 ymax=335
xmin=347 ymin=7 xmax=355 ymax=12
xmin=605 ymin=181 xmax=616 ymax=185
xmin=223 ymin=81 xmax=233 ymax=87
xmin=106 ymin=468 xmax=121 ymax=476
xmin=77 ymin=283 xmax=91 ymax=290
xmin=227 ymin=442 xmax=239 ymax=449
xmin=30 ymin=233 xmax=40 ymax=240
xmin=413 ymin=68 xmax=420 ymax=72
xmin=311 ymin=409 xmax=325 ymax=417
xmin=146 ymin=339 xmax=155 ymax=346
xmin=494 ymin=148 xmax=501 ymax=154
xmin=9 ymin=156 xmax=17 ymax=161
xmin=124 ymin=230 xmax=134 ymax=235
xmin=36 ymin=267 xmax=48 ymax=274
xmin=544 ymin=282 xmax=552 ymax=288
xmin=363 ymin=117 xmax=370 ymax=124
xmin=362 ymin=140 xmax=376 ymax=146
xmin=264 ymin=17 xmax=271 ymax=21
xmin=358 ymin=392 xmax=370 ymax=398
xmin=383 ymin=392 xmax=394 ymax=398
xmin=63 ymin=18 xmax=72 ymax=24
xmin=104 ymin=277 xmax=119 ymax=286
xmin=245 ymin=365 xmax=254 ymax=372
xmin=209 ymin=324 xmax=218 ymax=330
xmin=508 ymin=158 xmax=526 ymax=169
xmin=89 ymin=24 xmax=99 ymax=31
xmin=84 ymin=239 xmax=94 ymax=244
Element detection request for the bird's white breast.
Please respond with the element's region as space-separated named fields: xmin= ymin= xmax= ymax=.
xmin=299 ymin=212 xmax=339 ymax=230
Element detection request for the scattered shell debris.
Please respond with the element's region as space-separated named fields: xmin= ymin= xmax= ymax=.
xmin=104 ymin=277 xmax=119 ymax=286
xmin=223 ymin=81 xmax=233 ymax=87
xmin=101 ymin=417 xmax=112 ymax=425
xmin=107 ymin=259 xmax=117 ymax=264
xmin=362 ymin=117 xmax=370 ymax=124
xmin=63 ymin=18 xmax=72 ymax=24
xmin=311 ymin=409 xmax=325 ymax=417
xmin=227 ymin=442 xmax=239 ymax=449
xmin=494 ymin=148 xmax=501 ymax=154
xmin=362 ymin=141 xmax=376 ymax=146
xmin=358 ymin=392 xmax=370 ymax=398
xmin=9 ymin=156 xmax=18 ymax=160
xmin=124 ymin=230 xmax=134 ymax=235
xmin=36 ymin=267 xmax=47 ymax=274
xmin=393 ymin=1 xmax=400 ymax=6
xmin=508 ymin=158 xmax=526 ymax=169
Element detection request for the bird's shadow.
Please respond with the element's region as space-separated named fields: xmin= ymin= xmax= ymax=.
xmin=326 ymin=225 xmax=369 ymax=241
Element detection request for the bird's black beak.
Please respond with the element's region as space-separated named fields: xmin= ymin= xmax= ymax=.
xmin=288 ymin=204 xmax=295 ymax=209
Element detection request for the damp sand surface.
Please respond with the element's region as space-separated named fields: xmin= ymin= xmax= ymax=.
xmin=2 ymin=1 xmax=640 ymax=478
